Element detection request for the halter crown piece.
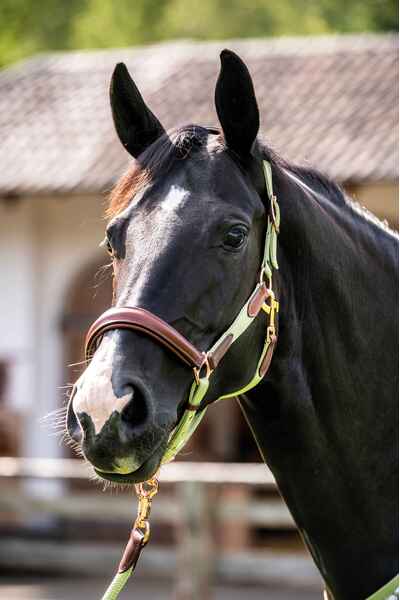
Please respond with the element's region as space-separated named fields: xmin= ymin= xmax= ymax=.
xmin=85 ymin=161 xmax=280 ymax=600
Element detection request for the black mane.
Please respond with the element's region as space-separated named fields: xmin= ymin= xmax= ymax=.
xmin=259 ymin=141 xmax=397 ymax=239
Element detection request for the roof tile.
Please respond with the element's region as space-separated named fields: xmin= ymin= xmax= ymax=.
xmin=0 ymin=34 xmax=397 ymax=196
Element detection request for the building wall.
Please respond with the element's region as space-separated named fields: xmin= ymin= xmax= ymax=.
xmin=0 ymin=194 xmax=106 ymax=495
xmin=347 ymin=182 xmax=398 ymax=228
xmin=0 ymin=199 xmax=37 ymax=457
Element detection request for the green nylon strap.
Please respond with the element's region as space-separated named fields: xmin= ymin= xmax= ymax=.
xmin=365 ymin=574 xmax=399 ymax=600
xmin=162 ymin=378 xmax=209 ymax=463
xmin=262 ymin=161 xmax=280 ymax=272
xmin=101 ymin=567 xmax=133 ymax=600
xmin=263 ymin=159 xmax=274 ymax=200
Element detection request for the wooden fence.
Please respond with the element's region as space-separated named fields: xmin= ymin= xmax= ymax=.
xmin=0 ymin=457 xmax=321 ymax=599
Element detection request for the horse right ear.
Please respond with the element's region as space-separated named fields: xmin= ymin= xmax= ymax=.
xmin=110 ymin=63 xmax=165 ymax=158
xmin=215 ymin=50 xmax=260 ymax=160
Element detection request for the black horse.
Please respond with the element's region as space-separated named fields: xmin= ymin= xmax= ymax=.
xmin=67 ymin=50 xmax=398 ymax=599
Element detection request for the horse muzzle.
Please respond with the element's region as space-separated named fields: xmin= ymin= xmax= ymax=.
xmin=66 ymin=357 xmax=168 ymax=479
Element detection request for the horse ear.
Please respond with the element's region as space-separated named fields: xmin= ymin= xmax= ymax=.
xmin=215 ymin=50 xmax=260 ymax=159
xmin=110 ymin=63 xmax=165 ymax=158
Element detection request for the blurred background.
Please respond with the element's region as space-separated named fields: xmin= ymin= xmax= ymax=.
xmin=0 ymin=1 xmax=398 ymax=599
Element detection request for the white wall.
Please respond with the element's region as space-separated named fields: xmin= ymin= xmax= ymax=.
xmin=0 ymin=199 xmax=36 ymax=413
xmin=350 ymin=182 xmax=398 ymax=227
xmin=0 ymin=193 xmax=105 ymax=496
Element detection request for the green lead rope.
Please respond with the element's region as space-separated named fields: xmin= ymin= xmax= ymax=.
xmin=365 ymin=575 xmax=399 ymax=600
xmin=101 ymin=568 xmax=133 ymax=600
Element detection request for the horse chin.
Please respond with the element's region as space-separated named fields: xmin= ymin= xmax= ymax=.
xmin=93 ymin=442 xmax=165 ymax=485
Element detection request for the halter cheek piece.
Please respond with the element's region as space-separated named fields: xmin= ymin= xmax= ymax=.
xmin=84 ymin=161 xmax=280 ymax=465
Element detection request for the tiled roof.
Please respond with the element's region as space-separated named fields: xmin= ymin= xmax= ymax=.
xmin=0 ymin=34 xmax=397 ymax=196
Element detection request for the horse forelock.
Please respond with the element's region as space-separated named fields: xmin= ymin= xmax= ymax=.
xmin=106 ymin=125 xmax=223 ymax=221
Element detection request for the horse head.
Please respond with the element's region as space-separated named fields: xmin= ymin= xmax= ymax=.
xmin=66 ymin=51 xmax=273 ymax=484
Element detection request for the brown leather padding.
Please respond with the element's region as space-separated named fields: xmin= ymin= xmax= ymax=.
xmin=247 ymin=283 xmax=268 ymax=317
xmin=259 ymin=334 xmax=277 ymax=377
xmin=85 ymin=307 xmax=205 ymax=369
xmin=118 ymin=527 xmax=145 ymax=573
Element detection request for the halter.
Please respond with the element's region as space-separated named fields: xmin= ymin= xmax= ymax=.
xmin=85 ymin=160 xmax=280 ymax=465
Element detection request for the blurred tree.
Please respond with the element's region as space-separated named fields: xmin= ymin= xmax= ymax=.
xmin=71 ymin=0 xmax=169 ymax=48
xmin=0 ymin=0 xmax=397 ymax=67
xmin=159 ymin=0 xmax=398 ymax=38
xmin=0 ymin=0 xmax=82 ymax=66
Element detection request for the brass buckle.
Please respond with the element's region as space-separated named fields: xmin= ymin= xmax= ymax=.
xmin=261 ymin=289 xmax=279 ymax=342
xmin=134 ymin=476 xmax=159 ymax=545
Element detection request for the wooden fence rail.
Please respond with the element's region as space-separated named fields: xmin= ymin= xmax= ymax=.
xmin=0 ymin=458 xmax=321 ymax=599
xmin=0 ymin=457 xmax=276 ymax=485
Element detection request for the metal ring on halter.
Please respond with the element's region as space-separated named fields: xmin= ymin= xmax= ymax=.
xmin=260 ymin=269 xmax=273 ymax=293
xmin=135 ymin=477 xmax=159 ymax=499
xmin=193 ymin=352 xmax=213 ymax=384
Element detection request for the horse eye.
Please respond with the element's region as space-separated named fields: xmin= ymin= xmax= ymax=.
xmin=223 ymin=226 xmax=248 ymax=250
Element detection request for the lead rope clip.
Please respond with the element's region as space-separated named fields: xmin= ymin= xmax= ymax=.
xmin=101 ymin=476 xmax=159 ymax=600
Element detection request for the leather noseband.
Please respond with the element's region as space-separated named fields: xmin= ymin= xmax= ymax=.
xmin=85 ymin=307 xmax=206 ymax=370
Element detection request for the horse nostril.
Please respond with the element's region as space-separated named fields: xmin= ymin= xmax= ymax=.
xmin=66 ymin=398 xmax=83 ymax=444
xmin=120 ymin=385 xmax=149 ymax=432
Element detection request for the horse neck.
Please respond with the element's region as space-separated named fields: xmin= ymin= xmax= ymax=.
xmin=240 ymin=168 xmax=398 ymax=599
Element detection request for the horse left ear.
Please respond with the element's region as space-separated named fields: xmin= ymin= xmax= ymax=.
xmin=215 ymin=50 xmax=260 ymax=159
xmin=110 ymin=62 xmax=165 ymax=158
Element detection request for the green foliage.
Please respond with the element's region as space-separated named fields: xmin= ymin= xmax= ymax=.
xmin=0 ymin=0 xmax=82 ymax=66
xmin=0 ymin=0 xmax=397 ymax=68
xmin=71 ymin=0 xmax=169 ymax=49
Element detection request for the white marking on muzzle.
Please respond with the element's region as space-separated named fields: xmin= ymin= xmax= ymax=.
xmin=73 ymin=336 xmax=131 ymax=435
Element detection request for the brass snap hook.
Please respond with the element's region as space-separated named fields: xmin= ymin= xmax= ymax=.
xmin=134 ymin=476 xmax=159 ymax=545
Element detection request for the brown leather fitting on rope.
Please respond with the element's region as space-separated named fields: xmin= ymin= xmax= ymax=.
xmin=85 ymin=307 xmax=205 ymax=369
xmin=118 ymin=528 xmax=145 ymax=573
